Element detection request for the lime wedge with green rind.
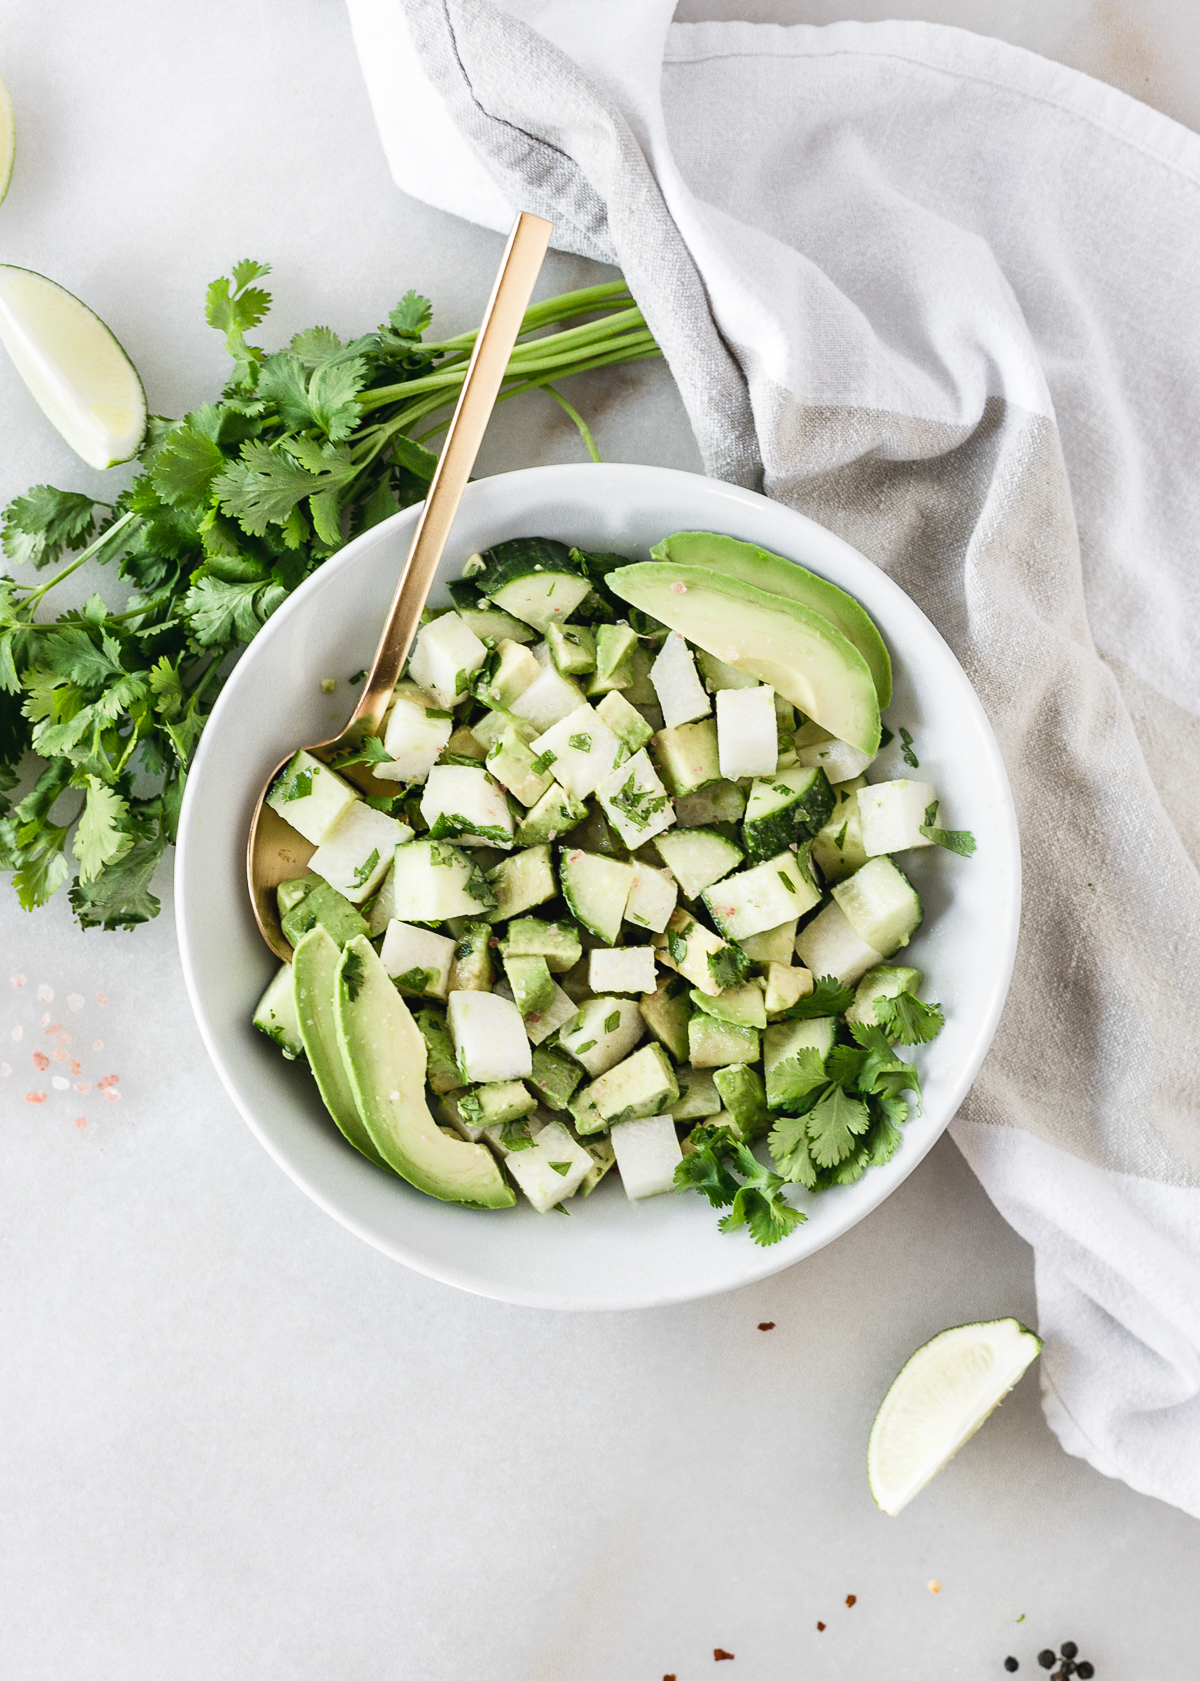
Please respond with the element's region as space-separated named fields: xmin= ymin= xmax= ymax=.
xmin=868 ymin=1317 xmax=1042 ymax=1515
xmin=0 ymin=265 xmax=147 ymax=469
xmin=0 ymin=76 xmax=14 ymax=206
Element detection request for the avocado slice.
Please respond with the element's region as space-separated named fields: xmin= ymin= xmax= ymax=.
xmin=607 ymin=564 xmax=881 ymax=757
xmin=293 ymin=926 xmax=388 ymax=1169
xmin=334 ymin=936 xmax=515 ymax=1209
xmin=649 ymin=531 xmax=892 ymax=707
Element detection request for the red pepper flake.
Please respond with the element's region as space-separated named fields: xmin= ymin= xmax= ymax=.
xmin=816 ymin=1623 xmax=826 ymax=1632
xmin=757 ymin=1321 xmax=775 ymax=1331
xmin=25 ymin=1091 xmax=47 ymax=1104
xmin=32 ymin=1052 xmax=50 ymax=1071
xmin=714 ymin=1651 xmax=734 ymax=1662
xmin=845 ymin=1595 xmax=857 ymax=1608
xmin=664 ymin=1675 xmax=677 ymax=1680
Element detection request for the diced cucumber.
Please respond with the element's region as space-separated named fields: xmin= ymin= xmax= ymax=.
xmin=652 ymin=718 xmax=720 ymax=798
xmin=558 ymin=996 xmax=646 ymax=1077
xmin=795 ymin=736 xmax=875 ymax=784
xmin=762 ymin=962 xmax=812 ymax=1015
xmin=377 ymin=696 xmax=454 ymax=783
xmin=810 ymin=775 xmax=869 ymax=883
xmin=585 ymin=623 xmax=640 ymax=695
xmin=503 ymin=952 xmax=556 ymax=1016
xmin=266 ymin=749 xmax=359 ymax=845
xmin=415 ymin=1005 xmax=465 ymax=1095
xmin=408 ymin=610 xmax=489 ymax=708
xmin=381 ymin=920 xmax=456 ymax=1001
xmin=477 ymin=543 xmax=592 ymax=634
xmin=419 ymin=764 xmax=514 ymax=849
xmin=764 ymin=1017 xmax=836 ymax=1110
xmin=715 ymin=684 xmax=777 ymax=780
xmin=712 ymin=1064 xmax=771 ymax=1139
xmin=252 ymin=963 xmax=305 ymax=1059
xmin=277 ymin=873 xmax=320 ymax=916
xmin=857 ymin=779 xmax=939 ymax=856
xmin=509 ymin=663 xmax=587 ymax=731
xmin=486 ymin=723 xmax=555 ymax=808
xmin=280 ymin=880 xmax=369 ymax=949
xmin=502 ymin=917 xmax=581 ymax=972
xmin=595 ymin=688 xmax=653 ymax=754
xmin=459 ymin=1080 xmax=538 ymax=1129
xmin=546 ymin=621 xmax=596 ymax=675
xmin=391 ymin=839 xmax=496 ymax=923
xmin=570 ymin=1042 xmax=680 ymax=1135
xmin=690 ymin=980 xmax=767 ymax=1030
xmin=655 ymin=827 xmax=743 ymax=901
xmin=485 ymin=843 xmax=557 ymax=922
xmin=568 ymin=803 xmax=630 ymax=859
xmin=514 ymin=781 xmax=588 ymax=846
xmin=595 ymin=749 xmax=675 ymax=849
xmin=832 ymin=857 xmax=923 ymax=956
xmin=738 ymin=919 xmax=797 ymax=964
xmin=845 ymin=964 xmax=924 ymax=1027
xmin=610 ymin=1114 xmax=683 ymax=1200
xmin=793 ymin=900 xmax=884 ymax=986
xmin=702 ymin=845 xmax=821 ymax=942
xmin=670 ymin=1065 xmax=723 ymax=1120
xmin=558 ymin=847 xmax=635 ymax=945
xmin=454 ymin=603 xmax=536 ymax=645
xmin=587 ymin=945 xmax=658 ymax=995
xmin=651 ymin=630 xmax=710 ymax=728
xmin=623 ymin=860 xmax=678 ymax=933
xmin=674 ymin=779 xmax=745 ymax=827
xmin=529 ymin=703 xmax=623 ymax=799
xmin=309 ymin=803 xmax=410 ymax=904
xmin=504 ymin=1119 xmax=593 ymax=1211
xmin=449 ymin=921 xmax=494 ymax=992
xmin=655 ymin=908 xmax=733 ymax=998
xmin=448 ymin=989 xmax=532 ymax=1083
xmin=639 ymin=973 xmax=693 ymax=1061
xmin=528 ymin=1045 xmax=585 ymax=1111
xmin=687 ymin=1013 xmax=760 ymax=1068
xmin=742 ymin=766 xmax=835 ymax=864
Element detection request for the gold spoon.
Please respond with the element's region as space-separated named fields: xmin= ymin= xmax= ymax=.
xmin=246 ymin=212 xmax=553 ymax=961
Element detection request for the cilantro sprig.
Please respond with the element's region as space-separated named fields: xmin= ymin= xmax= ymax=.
xmin=675 ymin=1124 xmax=806 ymax=1247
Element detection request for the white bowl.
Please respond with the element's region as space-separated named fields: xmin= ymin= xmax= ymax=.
xmin=176 ymin=463 xmax=1020 ymax=1311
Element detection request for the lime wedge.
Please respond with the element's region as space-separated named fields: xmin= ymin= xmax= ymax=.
xmin=0 ymin=265 xmax=146 ymax=469
xmin=868 ymin=1317 xmax=1042 ymax=1515
xmin=0 ymin=76 xmax=14 ymax=205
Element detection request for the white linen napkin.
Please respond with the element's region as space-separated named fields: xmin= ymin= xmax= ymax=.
xmin=346 ymin=0 xmax=1200 ymax=1518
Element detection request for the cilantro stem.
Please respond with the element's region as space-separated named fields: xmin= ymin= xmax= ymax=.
xmin=541 ymin=384 xmax=602 ymax=463
xmin=21 ymin=509 xmax=138 ymax=609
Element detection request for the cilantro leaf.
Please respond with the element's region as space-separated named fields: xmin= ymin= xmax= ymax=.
xmin=707 ymin=943 xmax=752 ymax=991
xmin=389 ymin=292 xmax=433 ymax=338
xmin=919 ymin=800 xmax=976 ymax=857
xmin=182 ymin=577 xmax=286 ymax=646
xmin=783 ymin=974 xmax=855 ymax=1019
xmin=68 ymin=828 xmax=164 ymax=929
xmin=151 ymin=425 xmax=226 ymax=508
xmin=718 ymin=1139 xmax=806 ymax=1246
xmin=874 ymin=991 xmax=945 ymax=1045
xmin=768 ymin=1112 xmax=819 ymax=1189
xmin=1 ymin=486 xmax=99 ymax=570
xmin=805 ymin=1086 xmax=872 ymax=1167
xmin=72 ymin=777 xmax=133 ymax=882
xmin=330 ymin=735 xmax=392 ymax=770
xmin=674 ymin=1124 xmax=740 ymax=1208
xmin=899 ymin=727 xmax=919 ymax=768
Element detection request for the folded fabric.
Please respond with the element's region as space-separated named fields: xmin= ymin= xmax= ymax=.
xmin=346 ymin=0 xmax=1200 ymax=1517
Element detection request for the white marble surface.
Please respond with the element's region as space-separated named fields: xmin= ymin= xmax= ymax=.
xmin=1 ymin=4 xmax=1198 ymax=1678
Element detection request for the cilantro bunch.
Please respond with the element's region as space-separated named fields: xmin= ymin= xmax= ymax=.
xmin=0 ymin=261 xmax=660 ymax=929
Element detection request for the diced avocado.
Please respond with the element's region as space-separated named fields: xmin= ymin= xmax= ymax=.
xmin=595 ymin=688 xmax=653 ymax=755
xmin=389 ymin=839 xmax=496 ymax=923
xmin=845 ymin=964 xmax=924 ymax=1027
xmin=832 ymin=857 xmax=923 ymax=956
xmin=558 ymin=847 xmax=635 ymax=945
xmin=472 ymin=638 xmax=542 ymax=709
xmin=655 ymin=827 xmax=742 ymax=900
xmin=690 ymin=980 xmax=767 ymax=1030
xmin=292 ymin=928 xmax=390 ymax=1166
xmin=566 ymin=801 xmax=630 ymax=859
xmin=811 ymin=776 xmax=869 ymax=884
xmin=763 ymin=961 xmax=812 ymax=1015
xmin=528 ymin=1045 xmax=585 ymax=1111
xmin=607 ymin=564 xmax=881 ymax=756
xmin=702 ymin=845 xmax=821 ymax=943
xmin=414 ymin=1003 xmax=464 ymax=1095
xmin=514 ymin=780 xmax=588 ymax=846
xmin=281 ymin=880 xmax=369 ymax=949
xmin=585 ymin=622 xmax=640 ymax=695
xmin=655 ymin=907 xmax=733 ymax=997
xmin=638 ymin=972 xmax=693 ymax=1062
xmin=687 ymin=1013 xmax=760 ymax=1069
xmin=742 ymin=766 xmax=835 ymax=864
xmin=446 ymin=724 xmax=487 ymax=761
xmin=738 ymin=919 xmax=798 ymax=965
xmin=621 ymin=643 xmax=659 ymax=706
xmin=458 ymin=1080 xmax=537 ymax=1129
xmin=568 ymin=1124 xmax=616 ymax=1195
xmin=449 ymin=921 xmax=494 ymax=992
xmin=674 ymin=780 xmax=746 ymax=828
xmin=570 ymin=1041 xmax=680 ymax=1135
xmin=334 ymin=937 xmax=514 ymax=1207
xmin=652 ymin=719 xmax=720 ymax=798
xmin=252 ymin=962 xmax=306 ymax=1061
xmin=502 ymin=917 xmax=582 ymax=972
xmin=763 ymin=1017 xmax=836 ymax=1111
xmin=503 ymin=952 xmax=555 ymax=1016
xmin=712 ymin=1063 xmax=771 ymax=1140
xmin=557 ymin=995 xmax=646 ymax=1077
xmin=546 ymin=621 xmax=597 ymax=675
xmin=277 ymin=873 xmax=320 ymax=916
xmin=671 ymin=1065 xmax=723 ymax=1121
xmin=649 ymin=530 xmax=893 ymax=708
xmin=485 ymin=844 xmax=557 ymax=922
xmin=486 ymin=724 xmax=555 ymax=808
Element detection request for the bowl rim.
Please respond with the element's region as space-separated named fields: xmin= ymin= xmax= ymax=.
xmin=176 ymin=461 xmax=1021 ymax=1310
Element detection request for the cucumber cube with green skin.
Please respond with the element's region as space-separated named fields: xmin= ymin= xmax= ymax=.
xmin=504 ymin=1119 xmax=593 ymax=1211
xmin=810 ymin=776 xmax=869 ymax=883
xmin=458 ymin=1080 xmax=538 ymax=1129
xmin=546 ymin=621 xmax=597 ymax=675
xmin=570 ymin=1042 xmax=680 ymax=1135
xmin=391 ymin=839 xmax=497 ymax=923
xmin=671 ymin=1065 xmax=723 ymax=1121
xmin=702 ymin=845 xmax=821 ymax=943
xmin=738 ymin=919 xmax=797 ymax=964
xmin=408 ymin=610 xmax=489 ymax=708
xmin=655 ymin=908 xmax=730 ymax=998
xmin=857 ymin=780 xmax=940 ymax=856
xmin=587 ymin=945 xmax=658 ymax=995
xmin=509 ymin=663 xmax=587 ymax=731
xmin=529 ymin=703 xmax=622 ymax=799
xmin=845 ymin=964 xmax=925 ymax=1027
xmin=566 ymin=802 xmax=630 ymax=859
xmin=674 ymin=779 xmax=745 ymax=827
xmin=514 ymin=781 xmax=588 ymax=846
xmin=528 ymin=1045 xmax=585 ymax=1111
xmin=558 ymin=995 xmax=646 ymax=1076
xmin=794 ymin=899 xmax=884 ymax=986
xmin=277 ymin=873 xmax=321 ymax=916
xmin=503 ymin=953 xmax=556 ymax=1017
xmin=690 ymin=980 xmax=767 ymax=1031
xmin=696 ymin=649 xmax=759 ymax=691
xmin=309 ymin=803 xmax=412 ymax=904
xmin=832 ymin=857 xmax=923 ymax=956
xmin=485 ymin=843 xmax=557 ymax=922
xmin=651 ymin=630 xmax=710 ymax=728
xmin=639 ymin=973 xmax=693 ymax=1062
xmin=267 ymin=749 xmax=360 ymax=845
xmin=415 ymin=1005 xmax=464 ymax=1094
xmin=486 ymin=724 xmax=555 ymax=808
xmin=473 ymin=538 xmax=593 ymax=633
xmin=375 ymin=696 xmax=454 ymax=784
xmin=716 ymin=684 xmax=778 ymax=780
xmin=252 ymin=963 xmax=305 ymax=1059
xmin=764 ymin=1017 xmax=837 ymax=1110
xmin=502 ymin=917 xmax=581 ymax=972
xmin=381 ymin=920 xmax=456 ymax=1001
xmin=570 ymin=1125 xmax=616 ymax=1195
xmin=763 ymin=961 xmax=813 ymax=1015
xmin=595 ymin=749 xmax=675 ymax=850
xmin=448 ymin=988 xmax=532 ymax=1083
xmin=585 ymin=623 xmax=641 ymax=695
xmin=595 ymin=689 xmax=653 ymax=755
xmin=652 ymin=718 xmax=721 ymax=798
xmin=454 ymin=604 xmax=536 ymax=645
xmin=281 ymin=880 xmax=370 ymax=949
xmin=473 ymin=638 xmax=542 ymax=709
xmin=655 ymin=827 xmax=742 ymax=900
xmin=687 ymin=1013 xmax=760 ymax=1068
xmin=623 ymin=860 xmax=678 ymax=933
xmin=742 ymin=767 xmax=836 ymax=864
xmin=713 ymin=1063 xmax=771 ymax=1139
xmin=419 ymin=764 xmax=514 ymax=849
xmin=558 ymin=847 xmax=636 ymax=945
xmin=795 ymin=736 xmax=875 ymax=784
xmin=610 ymin=1114 xmax=683 ymax=1200
xmin=449 ymin=921 xmax=495 ymax=992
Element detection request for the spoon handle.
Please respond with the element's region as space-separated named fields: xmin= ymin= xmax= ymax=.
xmin=351 ymin=211 xmax=553 ymax=737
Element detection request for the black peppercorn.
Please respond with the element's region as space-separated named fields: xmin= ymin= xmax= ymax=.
xmin=1004 ymin=1661 xmax=1019 ymax=1674
xmin=1061 ymin=1664 xmax=1076 ymax=1677
xmin=1061 ymin=1645 xmax=1078 ymax=1662
xmin=1075 ymin=1666 xmax=1094 ymax=1679
xmin=1038 ymin=1656 xmax=1056 ymax=1672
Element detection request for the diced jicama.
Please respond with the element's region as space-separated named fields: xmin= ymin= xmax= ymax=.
xmin=795 ymin=736 xmax=874 ymax=784
xmin=651 ymin=630 xmax=710 ymax=729
xmin=419 ymin=764 xmax=514 ymax=848
xmin=309 ymin=803 xmax=411 ymax=903
xmin=266 ymin=749 xmax=359 ymax=844
xmin=504 ymin=1120 xmax=593 ymax=1211
xmin=595 ymin=749 xmax=675 ymax=849
xmin=716 ymin=685 xmax=777 ymax=780
xmin=408 ymin=611 xmax=488 ymax=708
xmin=376 ymin=696 xmax=453 ymax=783
xmin=611 ymin=1114 xmax=682 ymax=1200
xmin=558 ymin=996 xmax=645 ymax=1077
xmin=857 ymin=780 xmax=939 ymax=856
xmin=529 ymin=703 xmax=622 ymax=799
xmin=587 ymin=946 xmax=658 ymax=995
xmin=793 ymin=900 xmax=883 ymax=986
xmin=380 ymin=920 xmax=456 ymax=1001
xmin=447 ymin=989 xmax=532 ymax=1082
xmin=509 ymin=663 xmax=586 ymax=731
xmin=623 ymin=861 xmax=678 ymax=933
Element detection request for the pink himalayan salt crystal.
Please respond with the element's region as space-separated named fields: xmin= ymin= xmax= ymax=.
xmin=0 ymin=1062 xmax=11 ymax=1077
xmin=32 ymin=1052 xmax=49 ymax=1072
xmin=37 ymin=984 xmax=53 ymax=1003
xmin=51 ymin=1076 xmax=69 ymax=1091
xmin=43 ymin=1022 xmax=63 ymax=1035
xmin=93 ymin=1039 xmax=104 ymax=1051
xmin=67 ymin=994 xmax=84 ymax=1012
xmin=69 ymin=1059 xmax=81 ymax=1076
xmin=74 ymin=1116 xmax=88 ymax=1131
xmin=101 ymin=1088 xmax=120 ymax=1103
xmin=56 ymin=1031 xmax=70 ymax=1046
xmin=96 ymin=992 xmax=108 ymax=1006
xmin=52 ymin=1048 xmax=69 ymax=1064
xmin=25 ymin=1091 xmax=47 ymax=1104
xmin=10 ymin=974 xmax=25 ymax=988
xmin=39 ymin=1013 xmax=50 ymax=1028
xmin=10 ymin=1026 xmax=23 ymax=1042
xmin=75 ymin=1082 xmax=92 ymax=1095
xmin=97 ymin=1074 xmax=119 ymax=1089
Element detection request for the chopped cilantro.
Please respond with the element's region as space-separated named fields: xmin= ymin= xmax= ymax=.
xmin=500 ymin=1120 xmax=537 ymax=1152
xmin=777 ymin=870 xmax=797 ymax=894
xmin=603 ymin=1011 xmax=620 ymax=1034
xmin=531 ymin=749 xmax=557 ymax=775
xmin=899 ymin=727 xmax=919 ymax=768
xmin=879 ymin=725 xmax=894 ymax=748
xmin=349 ymin=669 xmax=367 ymax=686
xmin=568 ymin=733 xmax=592 ymax=752
xmin=920 ymin=800 xmax=976 ymax=857
xmin=834 ymin=822 xmax=848 ymax=849
xmin=573 ymin=1039 xmax=597 ymax=1055
xmin=394 ymin=965 xmax=435 ymax=992
xmin=340 ymin=946 xmax=365 ymax=1001
xmin=675 ymin=1125 xmax=806 ymax=1246
xmin=783 ymin=974 xmax=855 ymax=1019
xmin=548 ymin=1160 xmax=572 ymax=1176
xmin=279 ymin=766 xmax=314 ymax=801
xmin=707 ymin=944 xmax=751 ymax=991
xmin=666 ymin=929 xmax=688 ymax=963
xmin=350 ymin=848 xmax=381 ymax=888
xmin=609 ymin=770 xmax=667 ymax=831
xmin=874 ymin=991 xmax=945 ymax=1045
